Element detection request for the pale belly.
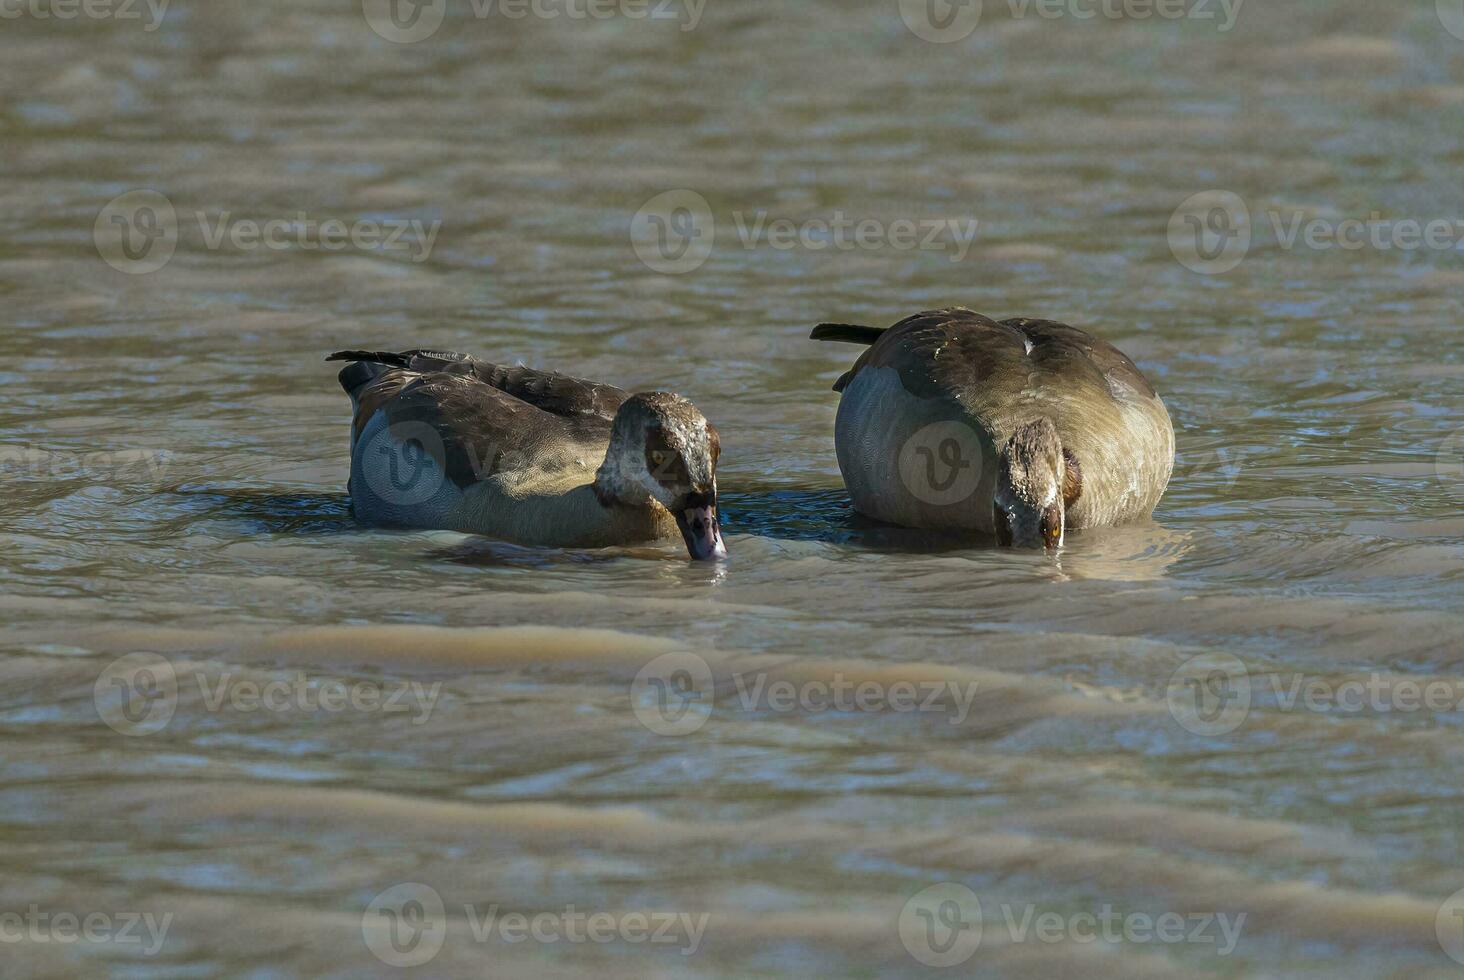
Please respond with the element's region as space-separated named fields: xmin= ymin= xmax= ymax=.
xmin=347 ymin=410 xmax=678 ymax=548
xmin=834 ymin=366 xmax=1000 ymax=531
xmin=348 ymin=409 xmax=472 ymax=529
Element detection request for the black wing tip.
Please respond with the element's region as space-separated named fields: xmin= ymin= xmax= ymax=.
xmin=325 ymin=348 xmax=471 ymax=366
xmin=810 ymin=323 xmax=885 ymax=345
xmin=326 ymin=349 xmax=409 ymax=366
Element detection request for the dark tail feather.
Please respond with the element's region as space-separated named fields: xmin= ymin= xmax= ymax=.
xmin=326 ymin=349 xmax=472 ymax=367
xmin=810 ymin=323 xmax=885 ymax=345
xmin=327 ymin=349 xmax=473 ymax=396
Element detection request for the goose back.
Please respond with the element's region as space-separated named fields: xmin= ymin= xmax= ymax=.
xmin=332 ymin=351 xmax=676 ymax=547
xmin=827 ymin=309 xmax=1173 ymax=531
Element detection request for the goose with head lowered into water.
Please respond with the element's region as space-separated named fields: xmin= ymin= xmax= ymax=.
xmin=811 ymin=308 xmax=1174 ymax=549
xmin=328 ymin=349 xmax=726 ymax=560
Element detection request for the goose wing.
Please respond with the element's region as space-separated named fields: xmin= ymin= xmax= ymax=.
xmin=330 ymin=351 xmax=614 ymax=491
xmin=328 ymin=349 xmax=629 ymax=424
xmin=812 ymin=308 xmax=1153 ymax=409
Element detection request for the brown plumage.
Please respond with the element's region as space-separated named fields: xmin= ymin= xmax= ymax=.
xmin=811 ymin=308 xmax=1174 ymax=547
xmin=327 ymin=349 xmax=726 ymax=560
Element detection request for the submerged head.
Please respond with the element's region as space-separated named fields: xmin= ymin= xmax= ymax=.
xmin=599 ymin=392 xmax=727 ymax=561
xmin=994 ymin=418 xmax=1066 ymax=550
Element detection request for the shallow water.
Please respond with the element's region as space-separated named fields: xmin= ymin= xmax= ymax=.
xmin=3 ymin=0 xmax=1464 ymax=976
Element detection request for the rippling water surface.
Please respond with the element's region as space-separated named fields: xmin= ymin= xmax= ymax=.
xmin=3 ymin=0 xmax=1464 ymax=976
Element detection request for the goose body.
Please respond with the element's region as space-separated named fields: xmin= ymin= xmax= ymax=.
xmin=812 ymin=308 xmax=1173 ymax=545
xmin=329 ymin=349 xmax=726 ymax=559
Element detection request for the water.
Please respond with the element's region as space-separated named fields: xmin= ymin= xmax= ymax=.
xmin=3 ymin=0 xmax=1464 ymax=976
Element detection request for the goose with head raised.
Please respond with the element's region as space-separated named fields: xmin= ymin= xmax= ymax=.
xmin=811 ymin=308 xmax=1173 ymax=549
xmin=329 ymin=349 xmax=726 ymax=560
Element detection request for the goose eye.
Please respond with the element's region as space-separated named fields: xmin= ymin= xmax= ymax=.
xmin=1040 ymin=505 xmax=1063 ymax=549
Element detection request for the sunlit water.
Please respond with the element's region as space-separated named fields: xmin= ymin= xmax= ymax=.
xmin=3 ymin=0 xmax=1464 ymax=976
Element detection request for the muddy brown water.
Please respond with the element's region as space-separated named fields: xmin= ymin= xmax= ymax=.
xmin=3 ymin=0 xmax=1464 ymax=976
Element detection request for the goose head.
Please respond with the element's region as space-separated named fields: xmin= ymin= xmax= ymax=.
xmin=598 ymin=392 xmax=727 ymax=561
xmin=993 ymin=418 xmax=1066 ymax=550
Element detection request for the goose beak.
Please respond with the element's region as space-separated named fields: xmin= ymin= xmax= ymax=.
xmin=676 ymin=492 xmax=726 ymax=561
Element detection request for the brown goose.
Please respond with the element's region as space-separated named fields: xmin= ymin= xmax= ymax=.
xmin=811 ymin=308 xmax=1173 ymax=548
xmin=328 ymin=349 xmax=726 ymax=560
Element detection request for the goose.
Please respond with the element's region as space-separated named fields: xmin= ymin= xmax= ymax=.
xmin=810 ymin=308 xmax=1173 ymax=549
xmin=327 ymin=349 xmax=726 ymax=560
